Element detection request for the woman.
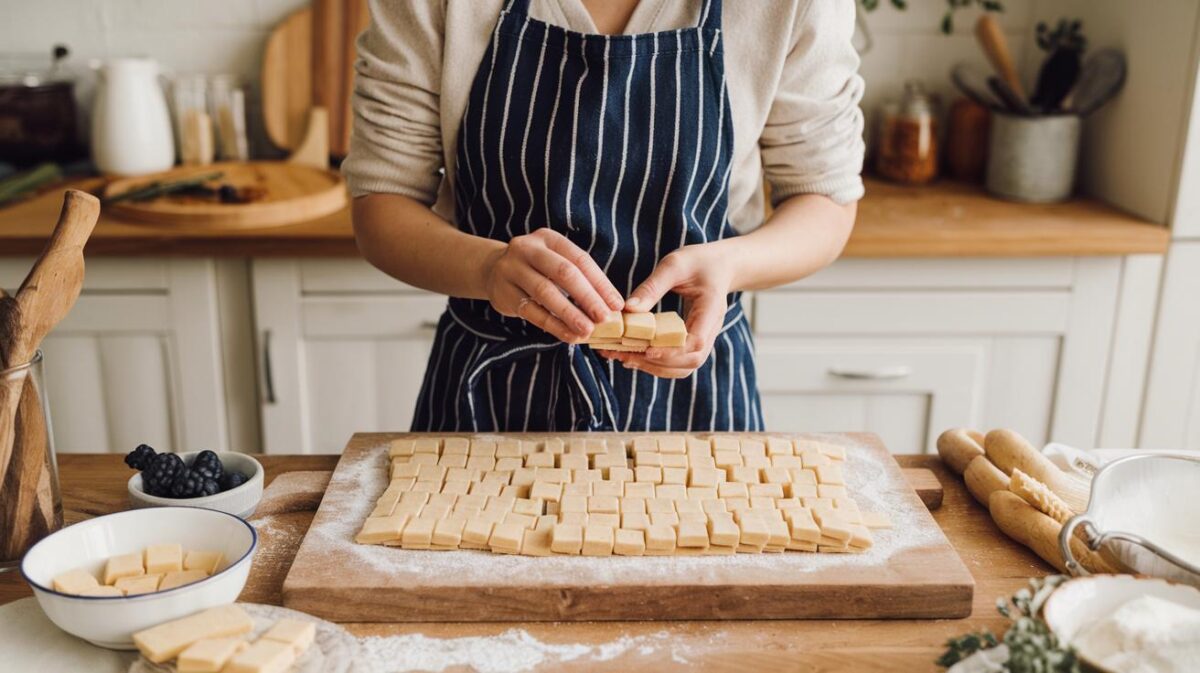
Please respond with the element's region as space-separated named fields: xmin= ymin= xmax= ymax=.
xmin=345 ymin=0 xmax=864 ymax=433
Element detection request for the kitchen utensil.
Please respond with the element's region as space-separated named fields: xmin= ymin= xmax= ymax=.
xmin=1060 ymin=454 xmax=1200 ymax=587
xmin=950 ymin=62 xmax=1003 ymax=111
xmin=947 ymin=97 xmax=990 ymax=182
xmin=1070 ymin=48 xmax=1127 ymax=116
xmin=987 ymin=76 xmax=1035 ymax=116
xmin=19 ymin=506 xmax=256 ymax=649
xmin=875 ymin=80 xmax=939 ymax=185
xmin=1030 ymin=19 xmax=1085 ymax=113
xmin=261 ymin=0 xmax=368 ymax=160
xmin=986 ymin=112 xmax=1081 ymax=203
xmin=1042 ymin=575 xmax=1200 ymax=672
xmin=91 ymin=57 xmax=175 ymax=175
xmin=101 ymin=161 xmax=347 ymax=230
xmin=128 ymin=451 xmax=264 ymax=518
xmin=975 ymin=14 xmax=1027 ymax=102
xmin=0 ymin=163 xmax=63 ymax=207
xmin=0 ymin=45 xmax=82 ymax=166
xmin=0 ymin=190 xmax=98 ymax=494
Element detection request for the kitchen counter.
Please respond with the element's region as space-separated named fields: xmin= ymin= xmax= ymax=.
xmin=0 ymin=177 xmax=1169 ymax=258
xmin=0 ymin=453 xmax=1051 ymax=672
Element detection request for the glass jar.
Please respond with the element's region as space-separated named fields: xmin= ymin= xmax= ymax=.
xmin=876 ymin=80 xmax=939 ymax=185
xmin=0 ymin=351 xmax=63 ymax=570
xmin=209 ymin=74 xmax=249 ymax=161
xmin=172 ymin=74 xmax=215 ymax=165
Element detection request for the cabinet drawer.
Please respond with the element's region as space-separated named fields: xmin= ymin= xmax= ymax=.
xmin=302 ymin=295 xmax=447 ymax=338
xmin=755 ymin=338 xmax=985 ymax=453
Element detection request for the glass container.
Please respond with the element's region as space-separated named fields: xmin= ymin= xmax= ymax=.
xmin=875 ymin=80 xmax=939 ymax=185
xmin=172 ymin=74 xmax=215 ymax=165
xmin=0 ymin=351 xmax=63 ymax=571
xmin=209 ymin=74 xmax=249 ymax=161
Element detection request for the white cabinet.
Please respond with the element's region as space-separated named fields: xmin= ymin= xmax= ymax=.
xmin=1141 ymin=243 xmax=1200 ymax=448
xmin=0 ymin=258 xmax=230 ymax=454
xmin=252 ymin=259 xmax=445 ymax=454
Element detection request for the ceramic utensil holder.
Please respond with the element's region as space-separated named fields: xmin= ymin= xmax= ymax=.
xmin=0 ymin=351 xmax=63 ymax=570
xmin=986 ymin=112 xmax=1081 ymax=203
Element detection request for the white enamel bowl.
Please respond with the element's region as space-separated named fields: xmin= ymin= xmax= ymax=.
xmin=128 ymin=451 xmax=263 ymax=518
xmin=1042 ymin=575 xmax=1200 ymax=673
xmin=20 ymin=506 xmax=257 ymax=649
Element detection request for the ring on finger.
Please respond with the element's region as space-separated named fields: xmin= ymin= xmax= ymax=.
xmin=516 ymin=296 xmax=535 ymax=317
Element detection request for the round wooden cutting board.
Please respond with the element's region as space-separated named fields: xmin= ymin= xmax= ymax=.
xmin=102 ymin=162 xmax=347 ymax=230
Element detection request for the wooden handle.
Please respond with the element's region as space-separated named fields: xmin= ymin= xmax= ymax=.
xmin=936 ymin=427 xmax=985 ymax=475
xmin=975 ymin=15 xmax=1026 ymax=101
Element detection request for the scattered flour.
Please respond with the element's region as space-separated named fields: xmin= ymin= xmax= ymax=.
xmin=355 ymin=629 xmax=674 ymax=673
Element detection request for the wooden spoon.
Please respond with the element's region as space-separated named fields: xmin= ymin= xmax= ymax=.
xmin=975 ymin=14 xmax=1027 ymax=104
xmin=0 ymin=190 xmax=99 ymax=494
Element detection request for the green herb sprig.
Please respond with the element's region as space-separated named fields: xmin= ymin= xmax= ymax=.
xmin=858 ymin=0 xmax=1005 ymax=35
xmin=938 ymin=576 xmax=1082 ymax=673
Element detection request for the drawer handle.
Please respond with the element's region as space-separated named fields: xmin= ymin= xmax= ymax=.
xmin=827 ymin=365 xmax=912 ymax=381
xmin=262 ymin=329 xmax=277 ymax=405
xmin=419 ymin=320 xmax=439 ymax=331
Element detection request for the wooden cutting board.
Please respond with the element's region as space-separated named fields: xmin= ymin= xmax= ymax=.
xmin=282 ymin=432 xmax=974 ymax=622
xmin=102 ymin=161 xmax=347 ymax=230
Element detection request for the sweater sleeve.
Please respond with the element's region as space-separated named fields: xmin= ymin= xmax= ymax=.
xmin=759 ymin=0 xmax=866 ymax=206
xmin=342 ymin=0 xmax=447 ymax=203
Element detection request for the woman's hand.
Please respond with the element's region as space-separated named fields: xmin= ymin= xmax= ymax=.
xmin=483 ymin=228 xmax=625 ymax=343
xmin=599 ymin=243 xmax=736 ymax=379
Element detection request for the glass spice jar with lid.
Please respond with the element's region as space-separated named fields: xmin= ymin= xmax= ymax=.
xmin=876 ymin=80 xmax=939 ymax=185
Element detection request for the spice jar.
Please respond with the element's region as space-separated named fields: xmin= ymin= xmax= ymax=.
xmin=172 ymin=74 xmax=214 ymax=165
xmin=209 ymin=74 xmax=249 ymax=161
xmin=875 ymin=80 xmax=939 ymax=185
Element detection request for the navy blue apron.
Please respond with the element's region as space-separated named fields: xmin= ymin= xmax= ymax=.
xmin=412 ymin=0 xmax=763 ymax=432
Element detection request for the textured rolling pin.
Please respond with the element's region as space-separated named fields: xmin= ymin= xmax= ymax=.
xmin=935 ymin=427 xmax=1119 ymax=574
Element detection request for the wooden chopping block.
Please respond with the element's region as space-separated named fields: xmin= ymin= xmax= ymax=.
xmin=901 ymin=467 xmax=943 ymax=510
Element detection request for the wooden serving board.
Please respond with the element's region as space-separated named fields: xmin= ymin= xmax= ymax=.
xmin=102 ymin=161 xmax=347 ymax=230
xmin=283 ymin=432 xmax=974 ymax=622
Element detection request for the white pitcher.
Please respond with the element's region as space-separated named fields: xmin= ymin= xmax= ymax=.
xmin=91 ymin=57 xmax=175 ymax=175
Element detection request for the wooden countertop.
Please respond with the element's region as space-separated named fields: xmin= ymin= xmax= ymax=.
xmin=0 ymin=178 xmax=1168 ymax=258
xmin=0 ymin=454 xmax=1051 ymax=672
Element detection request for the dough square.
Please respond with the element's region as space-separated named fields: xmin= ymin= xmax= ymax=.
xmin=622 ymin=312 xmax=656 ymax=340
xmin=388 ymin=439 xmax=416 ymax=457
xmin=413 ymin=438 xmax=441 ymax=454
xmin=562 ymin=482 xmax=593 ymax=496
xmin=391 ymin=462 xmax=419 ymax=479
xmin=469 ymin=439 xmax=497 ymax=456
xmin=761 ymin=467 xmax=792 ymax=484
xmin=801 ymin=452 xmax=831 ymax=469
xmin=159 ymin=569 xmax=209 ymax=591
xmin=736 ymin=514 xmax=770 ymax=547
xmin=177 ymin=637 xmax=245 ymax=673
xmin=489 ymin=523 xmax=525 ymax=552
xmin=650 ymin=311 xmax=687 ymax=347
xmin=104 ymin=552 xmax=145 ymax=585
xmin=657 ymin=435 xmax=686 ymax=454
xmin=512 ymin=497 xmax=543 ymax=516
xmin=469 ymin=481 xmax=502 ymax=497
xmin=53 ymin=568 xmax=100 ymax=594
xmin=502 ymin=512 xmax=538 ymax=530
xmin=748 ymin=483 xmax=784 ymax=499
xmin=443 ymin=437 xmax=470 ymax=455
xmin=786 ymin=483 xmax=818 ymax=499
xmin=409 ymin=454 xmax=438 ymax=466
xmin=624 ymin=482 xmax=656 ymax=499
xmin=441 ymin=481 xmax=470 ymax=496
xmin=432 ymin=518 xmax=466 ymax=547
xmin=588 ymin=496 xmax=619 ymax=514
xmin=559 ymin=453 xmax=589 ymax=470
xmin=738 ymin=439 xmax=766 ymax=457
xmin=676 ymin=521 xmax=710 ymax=549
xmin=582 ymin=525 xmax=615 ymax=556
xmin=589 ymin=513 xmax=620 ymax=529
xmin=707 ymin=514 xmax=740 ymax=547
xmin=815 ymin=463 xmax=845 ymax=486
xmin=686 ymin=486 xmax=718 ymax=501
xmin=812 ymin=507 xmax=853 ymax=543
xmin=766 ymin=518 xmax=791 ymax=548
xmin=645 ymin=524 xmax=677 ymax=551
xmin=521 ymin=526 xmax=554 ymax=557
xmin=635 ymin=452 xmax=663 ymax=467
xmin=635 ymin=466 xmax=663 ymax=483
xmin=511 ymin=467 xmax=538 ymax=487
xmin=685 ymin=436 xmax=711 ymax=453
xmin=550 ymin=524 xmax=584 ymax=554
xmin=401 ymin=516 xmax=438 ymax=549
xmin=688 ymin=467 xmax=724 ymax=488
xmin=529 ymin=481 xmax=563 ymax=503
xmin=542 ymin=438 xmax=565 ymax=454
xmin=592 ymin=480 xmax=624 ymax=497
xmin=466 ymin=456 xmax=497 ymax=471
xmin=593 ymin=454 xmax=626 ymax=471
xmin=574 ymin=469 xmax=604 ymax=483
xmin=743 ymin=454 xmax=771 ymax=469
xmin=631 ymin=436 xmax=657 ymax=454
xmin=560 ymin=494 xmax=588 ymax=513
xmin=620 ymin=497 xmax=647 ymax=514
xmin=438 ymin=454 xmax=468 ymax=469
xmin=645 ymin=498 xmax=676 ymax=514
xmin=717 ymin=482 xmax=749 ymax=498
xmin=621 ymin=512 xmax=651 ymax=531
xmin=728 ymin=466 xmax=760 ymax=484
xmin=494 ymin=457 xmax=523 ymax=472
xmin=713 ymin=451 xmax=743 ymax=468
xmin=116 ymin=573 xmax=162 ymax=596
xmin=711 ymin=436 xmax=740 ymax=452
xmin=412 ymin=481 xmax=440 ymax=494
xmin=848 ymin=524 xmax=873 ymax=550
xmin=607 ymin=466 xmax=634 ymax=482
xmin=860 ymin=510 xmax=893 ymax=529
xmin=817 ymin=443 xmax=847 ymax=461
xmin=661 ymin=454 xmax=689 ymax=469
xmin=462 ymin=519 xmax=495 ymax=545
xmin=614 ymin=529 xmax=646 ymax=556
xmin=656 ymin=484 xmax=688 ymax=500
xmin=559 ymin=511 xmax=589 ymax=526
xmin=525 ymin=452 xmax=555 ymax=468
xmin=661 ymin=467 xmax=688 ymax=485
xmin=771 ymin=455 xmax=803 ymax=469
xmin=649 ymin=511 xmax=679 ymax=527
xmin=701 ymin=499 xmax=727 ymax=515
xmin=766 ymin=437 xmax=794 ymax=456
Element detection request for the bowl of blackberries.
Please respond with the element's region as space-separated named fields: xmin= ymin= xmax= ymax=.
xmin=124 ymin=445 xmax=263 ymax=518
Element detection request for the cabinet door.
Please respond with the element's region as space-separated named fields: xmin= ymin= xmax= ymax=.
xmin=253 ymin=260 xmax=445 ymax=454
xmin=754 ymin=338 xmax=985 ymax=453
xmin=0 ymin=259 xmax=228 ymax=453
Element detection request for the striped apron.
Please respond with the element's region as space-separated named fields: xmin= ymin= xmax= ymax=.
xmin=412 ymin=0 xmax=763 ymax=432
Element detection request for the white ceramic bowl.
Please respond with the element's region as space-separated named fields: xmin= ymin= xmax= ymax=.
xmin=20 ymin=506 xmax=257 ymax=649
xmin=1042 ymin=575 xmax=1200 ymax=672
xmin=128 ymin=451 xmax=264 ymax=518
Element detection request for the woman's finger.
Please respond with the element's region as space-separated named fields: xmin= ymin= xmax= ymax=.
xmin=511 ymin=265 xmax=594 ymax=336
xmin=523 ymin=244 xmax=613 ymax=324
xmin=625 ymin=253 xmax=689 ymax=312
xmin=517 ymin=297 xmax=581 ymax=343
xmin=618 ymin=357 xmax=693 ymax=379
xmin=537 ymin=230 xmax=624 ymax=312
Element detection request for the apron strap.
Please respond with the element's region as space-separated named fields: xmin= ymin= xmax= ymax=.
xmin=698 ymin=0 xmax=722 ymax=33
xmin=504 ymin=0 xmax=532 ymax=19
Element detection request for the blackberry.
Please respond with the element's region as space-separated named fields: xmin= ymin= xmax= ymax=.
xmin=201 ymin=478 xmax=221 ymax=497
xmin=191 ymin=450 xmax=224 ymax=482
xmin=169 ymin=468 xmax=207 ymax=498
xmin=124 ymin=444 xmax=157 ymax=471
xmin=220 ymin=471 xmax=248 ymax=492
xmin=141 ymin=453 xmax=185 ymax=496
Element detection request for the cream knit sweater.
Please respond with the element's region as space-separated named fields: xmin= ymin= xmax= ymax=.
xmin=343 ymin=0 xmax=865 ymax=234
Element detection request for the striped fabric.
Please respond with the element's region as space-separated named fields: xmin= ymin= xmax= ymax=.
xmin=413 ymin=0 xmax=763 ymax=432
